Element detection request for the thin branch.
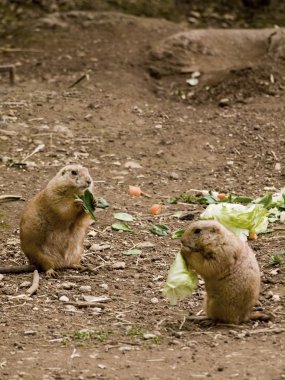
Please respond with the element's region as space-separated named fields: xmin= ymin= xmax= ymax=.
xmin=0 ymin=195 xmax=24 ymax=203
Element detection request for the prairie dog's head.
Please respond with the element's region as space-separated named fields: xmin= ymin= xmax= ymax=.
xmin=181 ymin=220 xmax=243 ymax=280
xmin=49 ymin=164 xmax=93 ymax=196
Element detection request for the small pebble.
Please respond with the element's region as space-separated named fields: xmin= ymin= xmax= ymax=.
xmin=87 ymin=230 xmax=97 ymax=238
xmin=79 ymin=285 xmax=92 ymax=292
xmin=0 ymin=274 xmax=4 ymax=281
xmin=124 ymin=161 xmax=142 ymax=169
xmin=90 ymin=243 xmax=111 ymax=252
xmin=143 ymin=333 xmax=157 ymax=340
xmin=219 ymin=98 xmax=230 ymax=107
xmin=118 ymin=346 xmax=132 ymax=352
xmin=272 ymin=294 xmax=281 ymax=302
xmin=24 ymin=330 xmax=37 ymax=336
xmin=59 ymin=295 xmax=69 ymax=302
xmin=64 ymin=305 xmax=78 ymax=313
xmin=169 ymin=172 xmax=179 ymax=180
xmin=112 ymin=261 xmax=126 ymax=270
xmin=151 ymin=297 xmax=159 ymax=304
xmin=62 ymin=282 xmax=75 ymax=290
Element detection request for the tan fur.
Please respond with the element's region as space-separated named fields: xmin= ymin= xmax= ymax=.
xmin=19 ymin=164 xmax=94 ymax=275
xmin=181 ymin=220 xmax=261 ymax=324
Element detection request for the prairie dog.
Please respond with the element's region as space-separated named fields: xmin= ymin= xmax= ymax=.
xmin=181 ymin=220 xmax=261 ymax=324
xmin=0 ymin=165 xmax=94 ymax=276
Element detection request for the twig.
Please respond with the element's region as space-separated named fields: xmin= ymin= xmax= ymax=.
xmin=22 ymin=144 xmax=45 ymax=162
xmin=141 ymin=191 xmax=151 ymax=198
xmin=248 ymin=327 xmax=285 ymax=335
xmin=271 ymin=150 xmax=278 ymax=161
xmin=26 ymin=270 xmax=40 ymax=296
xmin=0 ymin=48 xmax=43 ymax=53
xmin=156 ymin=319 xmax=166 ymax=328
xmin=0 ymin=195 xmax=24 ymax=203
xmin=68 ymin=70 xmax=91 ymax=89
xmin=179 ymin=316 xmax=186 ymax=330
xmin=92 ymin=263 xmax=106 ymax=271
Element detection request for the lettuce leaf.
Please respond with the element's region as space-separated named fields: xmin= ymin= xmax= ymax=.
xmin=75 ymin=189 xmax=96 ymax=221
xmin=255 ymin=188 xmax=285 ymax=210
xmin=163 ymin=252 xmax=198 ymax=305
xmin=200 ymin=203 xmax=268 ymax=241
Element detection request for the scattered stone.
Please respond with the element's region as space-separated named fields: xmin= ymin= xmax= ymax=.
xmin=275 ymin=163 xmax=281 ymax=171
xmin=272 ymin=294 xmax=281 ymax=302
xmin=192 ymin=71 xmax=201 ymax=78
xmin=91 ymin=307 xmax=103 ymax=315
xmin=270 ymin=268 xmax=280 ymax=275
xmin=90 ymin=243 xmax=111 ymax=252
xmin=186 ymin=78 xmax=199 ymax=86
xmin=82 ymin=295 xmax=110 ymax=303
xmin=38 ymin=14 xmax=68 ymax=29
xmin=79 ymin=285 xmax=92 ymax=292
xmin=64 ymin=305 xmax=80 ymax=313
xmin=87 ymin=230 xmax=97 ymax=238
xmin=24 ymin=330 xmax=37 ymax=336
xmin=118 ymin=346 xmax=133 ymax=352
xmin=84 ymin=241 xmax=92 ymax=249
xmin=151 ymin=297 xmax=159 ymax=304
xmin=169 ymin=172 xmax=179 ymax=180
xmin=112 ymin=261 xmax=126 ymax=270
xmin=0 ymin=274 xmax=4 ymax=281
xmin=124 ymin=161 xmax=142 ymax=169
xmin=53 ymin=124 xmax=73 ymax=138
xmin=219 ymin=98 xmax=230 ymax=107
xmin=143 ymin=333 xmax=157 ymax=340
xmin=59 ymin=295 xmax=70 ymax=302
xmin=99 ymin=283 xmax=109 ymax=290
xmin=62 ymin=282 xmax=75 ymax=290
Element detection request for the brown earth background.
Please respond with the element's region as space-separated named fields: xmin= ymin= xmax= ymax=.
xmin=1 ymin=1 xmax=285 ymax=379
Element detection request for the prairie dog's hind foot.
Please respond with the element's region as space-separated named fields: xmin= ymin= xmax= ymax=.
xmin=248 ymin=311 xmax=274 ymax=322
xmin=45 ymin=268 xmax=58 ymax=278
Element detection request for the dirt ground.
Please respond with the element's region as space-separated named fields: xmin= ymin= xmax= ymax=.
xmin=1 ymin=5 xmax=285 ymax=380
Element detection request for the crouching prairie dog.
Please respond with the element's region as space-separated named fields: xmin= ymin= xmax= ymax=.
xmin=181 ymin=220 xmax=268 ymax=324
xmin=0 ymin=164 xmax=95 ymax=277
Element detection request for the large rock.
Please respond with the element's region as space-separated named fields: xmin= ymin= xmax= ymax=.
xmin=148 ymin=28 xmax=285 ymax=77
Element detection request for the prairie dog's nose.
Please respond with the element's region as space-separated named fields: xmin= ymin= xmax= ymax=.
xmin=86 ymin=179 xmax=92 ymax=186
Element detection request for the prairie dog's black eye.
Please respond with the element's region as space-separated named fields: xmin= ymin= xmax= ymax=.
xmin=61 ymin=170 xmax=66 ymax=176
xmin=194 ymin=228 xmax=202 ymax=234
xmin=71 ymin=170 xmax=78 ymax=176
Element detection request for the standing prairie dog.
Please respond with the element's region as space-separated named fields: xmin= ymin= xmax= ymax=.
xmin=0 ymin=165 xmax=95 ymax=277
xmin=181 ymin=220 xmax=263 ymax=324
